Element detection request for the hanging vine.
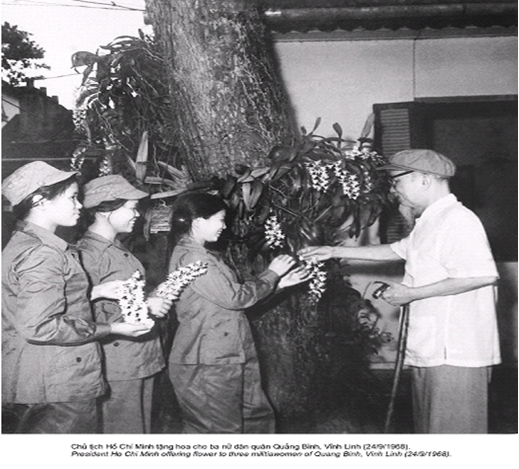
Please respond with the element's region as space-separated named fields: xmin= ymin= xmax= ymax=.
xmin=71 ymin=28 xmax=394 ymax=429
xmin=71 ymin=33 xmax=186 ymax=187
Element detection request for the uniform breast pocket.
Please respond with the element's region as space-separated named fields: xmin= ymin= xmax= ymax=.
xmin=200 ymin=320 xmax=242 ymax=363
xmin=50 ymin=346 xmax=76 ymax=374
xmin=50 ymin=344 xmax=100 ymax=379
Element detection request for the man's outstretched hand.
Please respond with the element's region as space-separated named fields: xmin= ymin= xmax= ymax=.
xmin=297 ymin=246 xmax=334 ymax=262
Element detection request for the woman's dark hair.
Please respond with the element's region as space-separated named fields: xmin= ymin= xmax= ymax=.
xmin=82 ymin=198 xmax=128 ymax=226
xmin=74 ymin=198 xmax=130 ymax=238
xmin=12 ymin=175 xmax=78 ymax=220
xmin=169 ymin=192 xmax=227 ymax=246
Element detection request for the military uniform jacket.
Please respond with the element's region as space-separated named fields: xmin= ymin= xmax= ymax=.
xmin=2 ymin=222 xmax=110 ymax=404
xmin=78 ymin=231 xmax=165 ymax=381
xmin=168 ymin=237 xmax=279 ymax=365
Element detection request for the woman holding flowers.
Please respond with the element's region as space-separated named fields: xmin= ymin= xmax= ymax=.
xmin=2 ymin=162 xmax=151 ymax=434
xmin=78 ymin=175 xmax=172 ymax=433
xmin=167 ymin=192 xmax=310 ymax=433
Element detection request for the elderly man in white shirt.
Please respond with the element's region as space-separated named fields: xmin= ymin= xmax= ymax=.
xmin=300 ymin=149 xmax=501 ymax=433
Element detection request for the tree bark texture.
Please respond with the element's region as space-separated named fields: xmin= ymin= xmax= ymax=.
xmin=144 ymin=0 xmax=361 ymax=431
xmin=144 ymin=0 xmax=296 ymax=180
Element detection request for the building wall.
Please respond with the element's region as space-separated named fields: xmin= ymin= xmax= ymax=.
xmin=274 ymin=34 xmax=518 ymax=365
xmin=274 ymin=35 xmax=517 ymax=139
xmin=2 ymin=84 xmax=76 ymax=180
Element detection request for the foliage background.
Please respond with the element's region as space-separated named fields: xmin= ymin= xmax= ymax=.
xmin=72 ymin=31 xmax=394 ymax=431
xmin=2 ymin=22 xmax=49 ymax=86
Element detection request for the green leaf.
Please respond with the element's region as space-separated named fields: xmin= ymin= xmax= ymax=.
xmin=272 ymin=163 xmax=295 ymax=182
xmin=71 ymin=51 xmax=99 ymax=68
xmin=333 ymin=122 xmax=343 ymax=138
xmin=250 ymin=167 xmax=269 ymax=178
xmin=331 ymin=190 xmax=344 ymax=207
xmin=221 ymin=175 xmax=237 ymax=198
xmin=236 ymin=166 xmax=252 ymax=182
xmin=267 ymin=158 xmax=284 ymax=180
xmin=299 ymin=219 xmax=318 ymax=243
xmin=256 ymin=202 xmax=271 ymax=224
xmin=331 ymin=205 xmax=346 ymax=223
xmin=249 ymin=179 xmax=264 ymax=209
xmin=241 ymin=182 xmax=252 ymax=211
xmin=135 ymin=131 xmax=149 ymax=183
xmin=156 ymin=161 xmax=189 ymax=184
xmin=237 ymin=200 xmax=245 ymax=218
xmin=237 ymin=174 xmax=255 ymax=183
xmin=365 ymin=204 xmax=383 ymax=227
xmin=311 ymin=117 xmax=322 ymax=134
xmin=288 ymin=165 xmax=304 ymax=194
xmin=360 ymin=113 xmax=375 ymax=139
xmin=267 ymin=145 xmax=294 ymax=163
xmin=81 ymin=63 xmax=95 ymax=86
xmin=228 ymin=191 xmax=241 ymax=210
xmin=186 ymin=181 xmax=212 ymax=191
xmin=300 ymin=139 xmax=316 ymax=154
xmin=287 ymin=147 xmax=299 ymax=162
xmin=149 ymin=188 xmax=187 ymax=200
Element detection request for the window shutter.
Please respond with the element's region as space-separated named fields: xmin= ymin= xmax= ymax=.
xmin=373 ymin=102 xmax=415 ymax=242
xmin=374 ymin=103 xmax=414 ymax=157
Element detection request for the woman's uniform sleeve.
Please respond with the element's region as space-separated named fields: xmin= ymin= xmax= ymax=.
xmin=79 ymin=245 xmax=125 ymax=323
xmin=8 ymin=244 xmax=110 ymax=345
xmin=175 ymin=251 xmax=279 ymax=310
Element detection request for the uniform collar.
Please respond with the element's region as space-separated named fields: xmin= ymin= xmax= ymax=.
xmin=17 ymin=220 xmax=69 ymax=252
xmin=82 ymin=230 xmax=126 ymax=250
xmin=177 ymin=236 xmax=208 ymax=254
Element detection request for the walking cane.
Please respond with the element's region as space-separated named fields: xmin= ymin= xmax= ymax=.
xmin=384 ymin=302 xmax=410 ymax=433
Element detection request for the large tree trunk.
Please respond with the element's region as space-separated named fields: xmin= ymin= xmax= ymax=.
xmin=145 ymin=0 xmax=295 ymax=180
xmin=144 ymin=0 xmax=366 ymax=432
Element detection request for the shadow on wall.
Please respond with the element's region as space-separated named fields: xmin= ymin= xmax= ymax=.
xmin=496 ymin=263 xmax=518 ymax=363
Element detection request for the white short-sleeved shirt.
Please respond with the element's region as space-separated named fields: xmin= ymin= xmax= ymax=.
xmin=390 ymin=194 xmax=501 ymax=367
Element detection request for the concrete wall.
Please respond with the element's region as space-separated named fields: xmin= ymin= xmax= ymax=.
xmin=274 ymin=35 xmax=517 ymax=140
xmin=273 ymin=34 xmax=518 ymax=365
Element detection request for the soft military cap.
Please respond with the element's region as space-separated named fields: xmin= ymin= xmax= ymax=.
xmin=2 ymin=161 xmax=78 ymax=206
xmin=377 ymin=149 xmax=456 ymax=177
xmin=83 ymin=174 xmax=148 ymax=208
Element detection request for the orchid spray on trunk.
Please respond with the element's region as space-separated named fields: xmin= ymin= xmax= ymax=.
xmin=243 ymin=124 xmax=388 ymax=304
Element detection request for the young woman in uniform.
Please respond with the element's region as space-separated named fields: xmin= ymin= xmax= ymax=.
xmin=2 ymin=162 xmax=151 ymax=433
xmin=78 ymin=175 xmax=172 ymax=433
xmin=167 ymin=192 xmax=309 ymax=433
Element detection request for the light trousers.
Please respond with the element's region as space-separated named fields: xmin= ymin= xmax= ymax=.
xmin=411 ymin=365 xmax=490 ymax=433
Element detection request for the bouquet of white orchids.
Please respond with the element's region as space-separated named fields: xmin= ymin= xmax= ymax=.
xmin=118 ymin=262 xmax=208 ymax=325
